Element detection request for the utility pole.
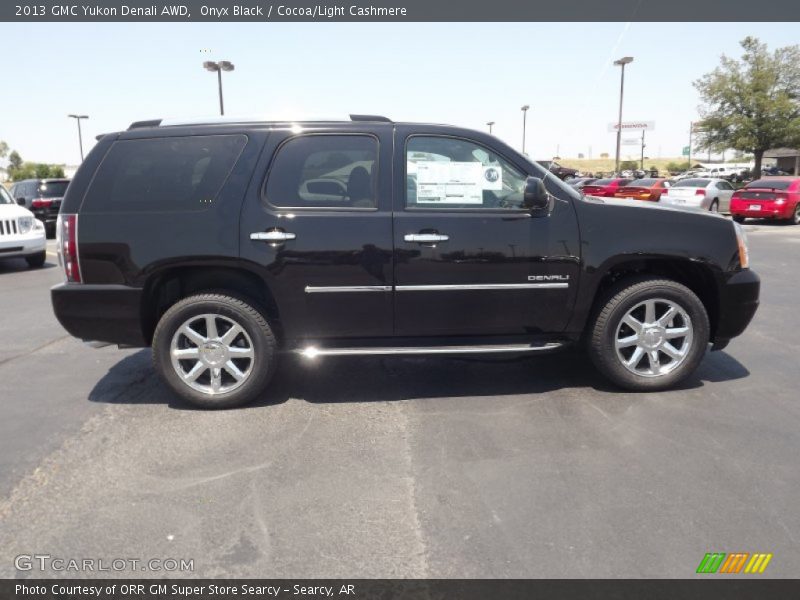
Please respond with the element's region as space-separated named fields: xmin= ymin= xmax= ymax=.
xmin=521 ymin=105 xmax=530 ymax=154
xmin=486 ymin=121 xmax=494 ymax=134
xmin=203 ymin=60 xmax=235 ymax=115
xmin=613 ymin=56 xmax=634 ymax=175
xmin=67 ymin=114 xmax=89 ymax=161
xmin=640 ymin=129 xmax=646 ymax=170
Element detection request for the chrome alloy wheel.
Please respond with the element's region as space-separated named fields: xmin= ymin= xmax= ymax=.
xmin=170 ymin=314 xmax=255 ymax=395
xmin=614 ymin=298 xmax=694 ymax=378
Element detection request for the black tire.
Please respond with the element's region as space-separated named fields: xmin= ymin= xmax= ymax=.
xmin=25 ymin=251 xmax=46 ymax=268
xmin=709 ymin=199 xmax=719 ymax=212
xmin=152 ymin=293 xmax=277 ymax=409
xmin=790 ymin=204 xmax=800 ymax=225
xmin=45 ymin=224 xmax=56 ymax=239
xmin=588 ymin=277 xmax=710 ymax=391
xmin=733 ymin=215 xmax=745 ymax=224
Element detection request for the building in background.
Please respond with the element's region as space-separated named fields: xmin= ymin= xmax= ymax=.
xmin=764 ymin=148 xmax=800 ymax=175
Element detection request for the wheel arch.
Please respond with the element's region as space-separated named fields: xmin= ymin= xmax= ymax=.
xmin=582 ymin=256 xmax=722 ymax=342
xmin=140 ymin=261 xmax=281 ymax=345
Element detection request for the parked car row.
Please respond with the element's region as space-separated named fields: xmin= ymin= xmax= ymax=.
xmin=569 ymin=174 xmax=800 ymax=223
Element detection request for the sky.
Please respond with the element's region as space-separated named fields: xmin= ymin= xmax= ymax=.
xmin=1 ymin=21 xmax=798 ymax=166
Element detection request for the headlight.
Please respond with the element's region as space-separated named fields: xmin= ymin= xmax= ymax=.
xmin=18 ymin=217 xmax=34 ymax=234
xmin=733 ymin=221 xmax=749 ymax=269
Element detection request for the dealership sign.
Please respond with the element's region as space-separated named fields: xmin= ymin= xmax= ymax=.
xmin=608 ymin=121 xmax=655 ymax=132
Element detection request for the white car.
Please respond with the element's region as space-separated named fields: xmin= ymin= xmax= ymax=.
xmin=660 ymin=178 xmax=736 ymax=213
xmin=0 ymin=185 xmax=47 ymax=268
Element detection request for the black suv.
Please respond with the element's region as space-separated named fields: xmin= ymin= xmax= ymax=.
xmin=10 ymin=178 xmax=70 ymax=236
xmin=536 ymin=160 xmax=579 ymax=180
xmin=51 ymin=116 xmax=760 ymax=408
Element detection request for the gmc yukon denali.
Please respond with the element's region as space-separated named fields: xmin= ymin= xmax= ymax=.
xmin=51 ymin=116 xmax=760 ymax=408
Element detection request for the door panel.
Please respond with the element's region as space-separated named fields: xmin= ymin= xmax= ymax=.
xmin=239 ymin=126 xmax=394 ymax=342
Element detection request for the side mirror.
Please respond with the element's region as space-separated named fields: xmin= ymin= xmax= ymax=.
xmin=523 ymin=177 xmax=550 ymax=211
xmin=16 ymin=198 xmax=25 ymax=205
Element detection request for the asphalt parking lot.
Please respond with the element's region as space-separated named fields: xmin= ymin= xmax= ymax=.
xmin=0 ymin=224 xmax=798 ymax=578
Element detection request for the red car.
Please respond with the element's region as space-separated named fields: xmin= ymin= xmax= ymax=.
xmin=614 ymin=178 xmax=672 ymax=202
xmin=581 ymin=178 xmax=633 ymax=197
xmin=730 ymin=177 xmax=800 ymax=224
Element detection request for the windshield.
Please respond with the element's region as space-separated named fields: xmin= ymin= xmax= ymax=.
xmin=673 ymin=179 xmax=710 ymax=188
xmin=628 ymin=178 xmax=658 ymax=187
xmin=0 ymin=186 xmax=13 ymax=205
xmin=591 ymin=179 xmax=614 ymax=186
xmin=37 ymin=181 xmax=69 ymax=197
xmin=746 ymin=179 xmax=794 ymax=190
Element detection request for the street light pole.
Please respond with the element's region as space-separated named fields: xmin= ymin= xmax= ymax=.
xmin=67 ymin=114 xmax=89 ymax=161
xmin=203 ymin=60 xmax=235 ymax=116
xmin=521 ymin=105 xmax=530 ymax=154
xmin=613 ymin=56 xmax=634 ymax=175
xmin=487 ymin=121 xmax=495 ymax=134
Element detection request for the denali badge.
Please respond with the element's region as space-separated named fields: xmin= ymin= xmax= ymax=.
xmin=528 ymin=275 xmax=570 ymax=281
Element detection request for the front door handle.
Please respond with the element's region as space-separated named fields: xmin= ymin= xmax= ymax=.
xmin=250 ymin=230 xmax=297 ymax=242
xmin=404 ymin=233 xmax=449 ymax=243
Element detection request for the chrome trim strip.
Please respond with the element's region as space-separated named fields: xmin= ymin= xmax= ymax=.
xmin=305 ymin=285 xmax=392 ymax=294
xmin=395 ymin=283 xmax=568 ymax=291
xmin=297 ymin=343 xmax=563 ymax=357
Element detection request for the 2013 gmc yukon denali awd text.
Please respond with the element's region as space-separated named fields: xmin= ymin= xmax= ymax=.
xmin=50 ymin=115 xmax=760 ymax=408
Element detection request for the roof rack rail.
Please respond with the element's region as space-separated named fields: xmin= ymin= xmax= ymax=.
xmin=128 ymin=119 xmax=162 ymax=130
xmin=350 ymin=114 xmax=391 ymax=122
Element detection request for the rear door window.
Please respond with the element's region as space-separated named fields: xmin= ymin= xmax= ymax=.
xmin=264 ymin=135 xmax=378 ymax=209
xmin=82 ymin=135 xmax=247 ymax=212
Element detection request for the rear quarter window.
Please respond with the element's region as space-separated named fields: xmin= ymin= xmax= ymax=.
xmin=81 ymin=135 xmax=247 ymax=213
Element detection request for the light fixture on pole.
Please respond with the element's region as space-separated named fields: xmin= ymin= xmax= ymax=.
xmin=520 ymin=105 xmax=530 ymax=154
xmin=613 ymin=56 xmax=633 ymax=175
xmin=203 ymin=60 xmax=235 ymax=115
xmin=487 ymin=121 xmax=495 ymax=134
xmin=67 ymin=114 xmax=89 ymax=161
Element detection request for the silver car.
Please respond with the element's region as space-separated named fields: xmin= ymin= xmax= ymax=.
xmin=660 ymin=178 xmax=735 ymax=212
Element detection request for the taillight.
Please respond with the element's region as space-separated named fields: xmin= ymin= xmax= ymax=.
xmin=31 ymin=198 xmax=53 ymax=208
xmin=661 ymin=188 xmax=669 ymax=195
xmin=695 ymin=189 xmax=706 ymax=196
xmin=57 ymin=214 xmax=81 ymax=283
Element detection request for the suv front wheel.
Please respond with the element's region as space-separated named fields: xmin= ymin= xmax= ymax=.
xmin=152 ymin=293 xmax=277 ymax=408
xmin=588 ymin=277 xmax=710 ymax=391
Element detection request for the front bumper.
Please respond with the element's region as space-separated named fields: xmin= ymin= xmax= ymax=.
xmin=0 ymin=231 xmax=46 ymax=259
xmin=714 ymin=269 xmax=760 ymax=346
xmin=51 ymin=283 xmax=147 ymax=347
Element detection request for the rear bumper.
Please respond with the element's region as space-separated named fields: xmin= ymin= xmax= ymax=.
xmin=730 ymin=201 xmax=793 ymax=219
xmin=714 ymin=269 xmax=760 ymax=345
xmin=51 ymin=283 xmax=147 ymax=347
xmin=30 ymin=208 xmax=59 ymax=225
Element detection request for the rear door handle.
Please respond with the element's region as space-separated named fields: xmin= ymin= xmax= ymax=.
xmin=250 ymin=230 xmax=297 ymax=242
xmin=404 ymin=233 xmax=449 ymax=243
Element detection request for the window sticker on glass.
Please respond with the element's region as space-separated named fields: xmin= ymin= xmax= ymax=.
xmin=414 ymin=161 xmax=484 ymax=204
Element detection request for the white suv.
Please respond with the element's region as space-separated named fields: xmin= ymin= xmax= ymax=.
xmin=0 ymin=185 xmax=47 ymax=268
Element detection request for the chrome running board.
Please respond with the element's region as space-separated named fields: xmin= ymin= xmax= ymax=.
xmin=296 ymin=342 xmax=563 ymax=358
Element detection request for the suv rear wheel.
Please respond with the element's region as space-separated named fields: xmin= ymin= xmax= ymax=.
xmin=588 ymin=277 xmax=709 ymax=391
xmin=152 ymin=293 xmax=277 ymax=409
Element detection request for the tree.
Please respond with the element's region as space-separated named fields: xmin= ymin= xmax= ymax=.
xmin=694 ymin=37 xmax=800 ymax=176
xmin=620 ymin=160 xmax=638 ymax=171
xmin=8 ymin=151 xmax=22 ymax=170
xmin=0 ymin=141 xmax=8 ymax=159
